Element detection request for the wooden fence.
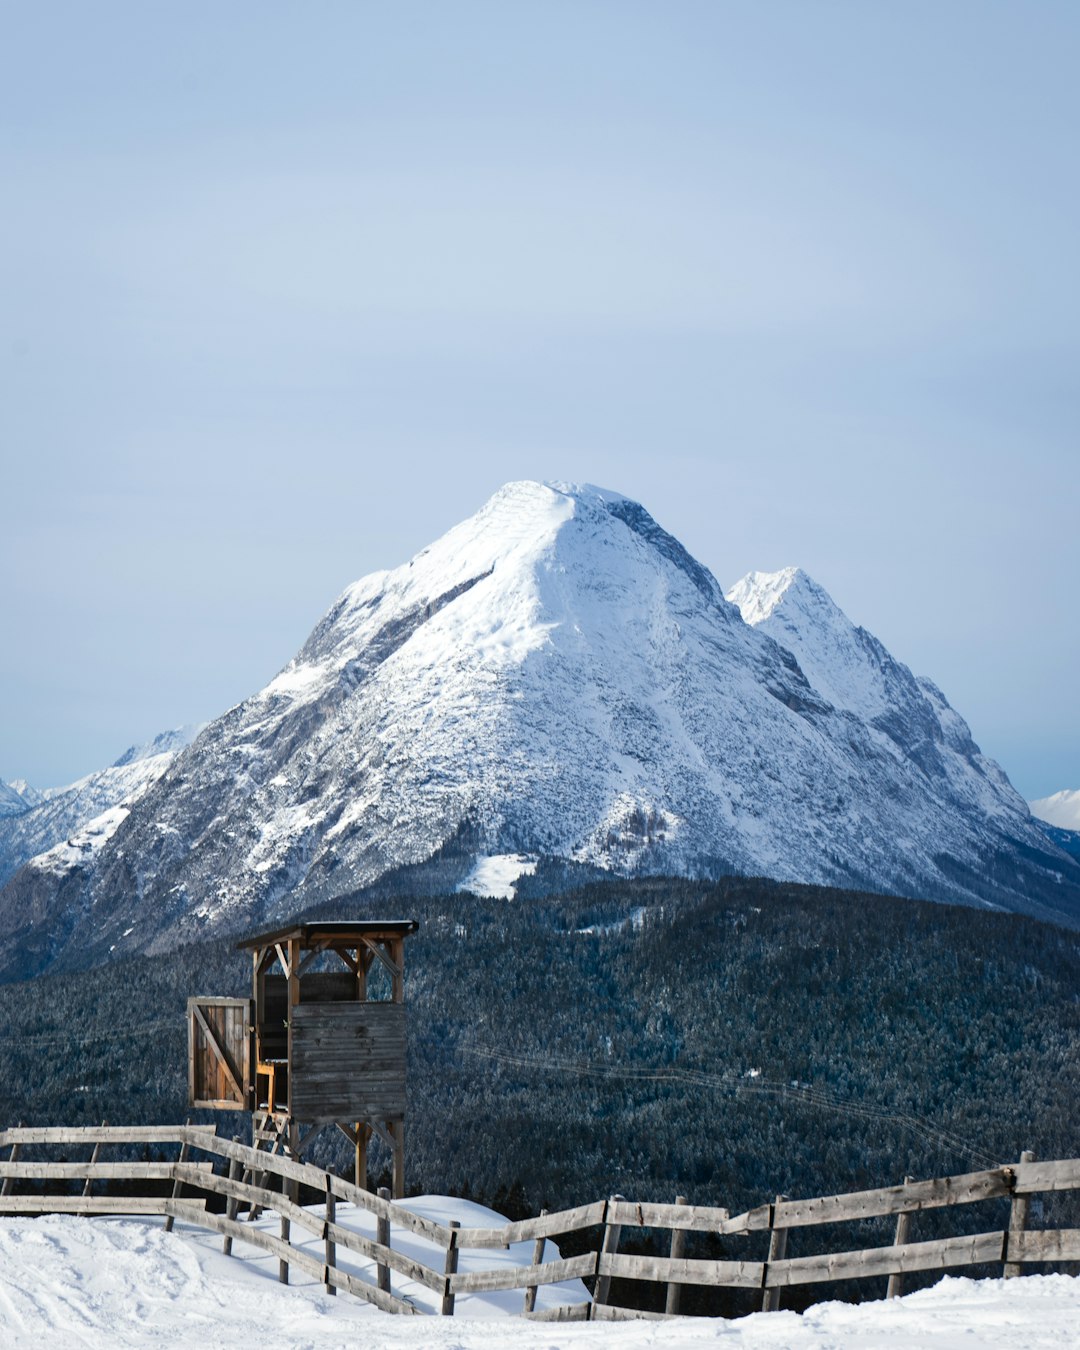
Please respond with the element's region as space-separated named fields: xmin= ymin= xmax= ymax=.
xmin=0 ymin=1125 xmax=1078 ymax=1321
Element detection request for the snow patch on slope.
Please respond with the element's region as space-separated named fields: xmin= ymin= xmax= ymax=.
xmin=457 ymin=854 xmax=538 ymax=899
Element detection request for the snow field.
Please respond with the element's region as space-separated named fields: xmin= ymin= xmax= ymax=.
xmin=0 ymin=1207 xmax=1077 ymax=1348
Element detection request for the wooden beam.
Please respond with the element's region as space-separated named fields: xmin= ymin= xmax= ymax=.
xmin=295 ymin=1124 xmax=327 ymax=1158
xmin=359 ymin=937 xmax=402 ymax=985
xmin=296 ymin=942 xmax=331 ymax=979
xmin=274 ymin=943 xmax=292 ymax=980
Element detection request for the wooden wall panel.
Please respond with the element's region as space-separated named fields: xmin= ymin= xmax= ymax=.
xmin=290 ymin=1003 xmax=406 ymax=1123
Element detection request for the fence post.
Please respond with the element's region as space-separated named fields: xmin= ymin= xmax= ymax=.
xmin=1 ymin=1122 xmax=23 ymax=1198
xmin=664 ymin=1195 xmax=688 ymax=1316
xmin=1005 ymin=1150 xmax=1036 ymax=1277
xmin=82 ymin=1120 xmax=107 ymax=1200
xmin=377 ymin=1186 xmax=392 ymax=1295
xmin=441 ymin=1220 xmax=460 ymax=1315
xmin=886 ymin=1176 xmax=915 ymax=1299
xmin=279 ymin=1174 xmax=291 ymax=1284
xmin=592 ymin=1194 xmax=624 ymax=1313
xmin=523 ymin=1208 xmax=549 ymax=1313
xmin=222 ymin=1140 xmax=242 ymax=1256
xmin=164 ymin=1119 xmax=190 ymax=1233
xmin=323 ymin=1174 xmax=337 ymax=1295
xmin=761 ymin=1194 xmax=789 ymax=1312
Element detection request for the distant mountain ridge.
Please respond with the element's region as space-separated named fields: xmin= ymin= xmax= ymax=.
xmin=1030 ymin=788 xmax=1080 ymax=833
xmin=0 ymin=728 xmax=201 ymax=888
xmin=0 ymin=481 xmax=1076 ymax=983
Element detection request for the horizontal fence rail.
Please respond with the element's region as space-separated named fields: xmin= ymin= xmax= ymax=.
xmin=0 ymin=1125 xmax=1077 ymax=1320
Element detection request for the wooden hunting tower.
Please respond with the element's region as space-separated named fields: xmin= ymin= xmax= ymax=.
xmin=187 ymin=919 xmax=417 ymax=1197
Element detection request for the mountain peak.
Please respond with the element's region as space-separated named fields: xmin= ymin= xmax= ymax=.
xmin=3 ymin=483 xmax=1077 ymax=982
xmin=726 ymin=566 xmax=842 ymax=628
xmin=1030 ymin=789 xmax=1080 ymax=833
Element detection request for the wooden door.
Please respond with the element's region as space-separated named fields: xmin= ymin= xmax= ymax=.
xmin=188 ymin=997 xmax=254 ymax=1110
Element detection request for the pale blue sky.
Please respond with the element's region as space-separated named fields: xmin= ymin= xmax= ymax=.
xmin=1 ymin=1 xmax=1077 ymax=797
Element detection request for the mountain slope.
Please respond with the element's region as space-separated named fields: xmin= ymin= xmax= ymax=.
xmin=1 ymin=482 xmax=1077 ymax=981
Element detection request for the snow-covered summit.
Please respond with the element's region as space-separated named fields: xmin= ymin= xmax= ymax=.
xmin=1030 ymin=789 xmax=1080 ymax=832
xmin=727 ymin=566 xmax=902 ymax=724
xmin=1 ymin=482 xmax=1077 ymax=980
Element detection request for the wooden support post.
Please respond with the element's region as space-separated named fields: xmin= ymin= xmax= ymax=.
xmin=82 ymin=1120 xmax=107 ymax=1200
xmin=664 ymin=1195 xmax=688 ymax=1316
xmin=1005 ymin=1150 xmax=1036 ymax=1277
xmin=1 ymin=1124 xmax=23 ymax=1198
xmin=324 ymin=1175 xmax=336 ymax=1295
xmin=761 ymin=1194 xmax=789 ymax=1312
xmin=222 ymin=1143 xmax=242 ymax=1255
xmin=523 ymin=1208 xmax=549 ymax=1313
xmin=287 ymin=1118 xmax=300 ymax=1206
xmin=163 ymin=1120 xmax=188 ymax=1233
xmin=887 ymin=1177 xmax=915 ymax=1299
xmin=377 ymin=1186 xmax=392 ymax=1295
xmin=391 ymin=1119 xmax=405 ymax=1199
xmin=592 ymin=1194 xmax=624 ymax=1311
xmin=354 ymin=1122 xmax=368 ymax=1192
xmin=441 ymin=1220 xmax=460 ymax=1316
xmin=279 ymin=1212 xmax=291 ymax=1284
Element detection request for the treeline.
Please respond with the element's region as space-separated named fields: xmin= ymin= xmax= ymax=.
xmin=0 ymin=873 xmax=1077 ymax=1276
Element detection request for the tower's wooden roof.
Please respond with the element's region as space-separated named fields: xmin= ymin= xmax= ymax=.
xmin=236 ymin=919 xmax=419 ymax=951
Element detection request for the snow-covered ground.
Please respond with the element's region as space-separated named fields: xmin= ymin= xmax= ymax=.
xmin=0 ymin=1205 xmax=1075 ymax=1348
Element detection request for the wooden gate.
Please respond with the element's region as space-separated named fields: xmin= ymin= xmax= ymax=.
xmin=188 ymin=998 xmax=253 ymax=1110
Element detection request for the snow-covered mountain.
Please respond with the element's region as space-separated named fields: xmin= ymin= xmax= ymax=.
xmin=0 ymin=778 xmax=42 ymax=818
xmin=0 ymin=728 xmax=201 ymax=888
xmin=1 ymin=482 xmax=1076 ymax=981
xmin=1030 ymin=789 xmax=1080 ymax=833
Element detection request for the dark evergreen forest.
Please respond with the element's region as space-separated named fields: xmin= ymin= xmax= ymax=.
xmin=0 ymin=874 xmax=1076 ymax=1265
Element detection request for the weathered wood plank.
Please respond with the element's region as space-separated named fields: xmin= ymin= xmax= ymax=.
xmin=325 ymin=1262 xmax=422 ymax=1315
xmin=455 ymin=1201 xmax=607 ymax=1248
xmin=1008 ymin=1229 xmax=1080 ymax=1262
xmin=716 ymin=1204 xmax=773 ymax=1235
xmin=449 ymin=1253 xmax=598 ymax=1295
xmin=1013 ymin=1159 xmax=1080 ymax=1195
xmin=0 ymin=1127 xmax=216 ymax=1146
xmin=0 ymin=1196 xmax=195 ymax=1215
xmin=774 ymin=1170 xmax=1013 ymax=1229
xmin=0 ymin=1161 xmax=212 ymax=1181
xmin=607 ymin=1199 xmax=731 ymax=1232
xmin=591 ymin=1303 xmax=672 ymax=1321
xmin=520 ymin=1302 xmax=592 ymax=1323
xmin=765 ymin=1230 xmax=1006 ymax=1287
xmin=597 ymin=1251 xmax=764 ymax=1289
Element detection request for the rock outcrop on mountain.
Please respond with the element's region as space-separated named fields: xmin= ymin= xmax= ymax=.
xmin=1 ymin=481 xmax=1076 ymax=982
